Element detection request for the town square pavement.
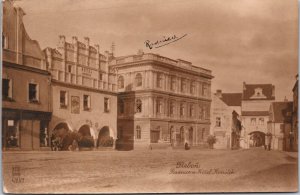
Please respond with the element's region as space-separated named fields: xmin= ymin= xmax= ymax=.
xmin=2 ymin=147 xmax=298 ymax=193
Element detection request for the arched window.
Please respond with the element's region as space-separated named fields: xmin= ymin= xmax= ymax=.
xmin=136 ymin=125 xmax=141 ymax=139
xmin=119 ymin=99 xmax=124 ymax=114
xmin=136 ymin=99 xmax=142 ymax=113
xmin=135 ymin=73 xmax=142 ymax=87
xmin=156 ymin=73 xmax=163 ymax=88
xmin=118 ymin=76 xmax=124 ymax=89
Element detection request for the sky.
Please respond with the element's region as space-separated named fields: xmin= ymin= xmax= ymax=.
xmin=15 ymin=0 xmax=298 ymax=100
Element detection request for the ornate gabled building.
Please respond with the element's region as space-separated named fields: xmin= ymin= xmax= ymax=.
xmin=109 ymin=51 xmax=213 ymax=150
xmin=2 ymin=0 xmax=52 ymax=150
xmin=44 ymin=36 xmax=118 ymax=149
xmin=240 ymin=82 xmax=275 ymax=148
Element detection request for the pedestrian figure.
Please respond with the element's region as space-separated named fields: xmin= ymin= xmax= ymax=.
xmin=185 ymin=142 xmax=190 ymax=150
xmin=265 ymin=133 xmax=272 ymax=151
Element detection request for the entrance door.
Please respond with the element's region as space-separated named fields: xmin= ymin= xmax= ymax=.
xmin=150 ymin=130 xmax=160 ymax=143
xmin=20 ymin=120 xmax=33 ymax=150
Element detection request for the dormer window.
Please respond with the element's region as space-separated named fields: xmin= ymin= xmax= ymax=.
xmin=250 ymin=88 xmax=266 ymax=99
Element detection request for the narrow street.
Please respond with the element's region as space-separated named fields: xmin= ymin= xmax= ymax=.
xmin=2 ymin=148 xmax=298 ymax=193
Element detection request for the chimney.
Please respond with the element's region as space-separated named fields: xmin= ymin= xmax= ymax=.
xmin=84 ymin=37 xmax=90 ymax=47
xmin=216 ymin=90 xmax=222 ymax=98
xmin=137 ymin=49 xmax=144 ymax=55
xmin=72 ymin=36 xmax=78 ymax=44
xmin=58 ymin=35 xmax=66 ymax=48
xmin=243 ymin=81 xmax=246 ymax=90
xmin=94 ymin=44 xmax=100 ymax=53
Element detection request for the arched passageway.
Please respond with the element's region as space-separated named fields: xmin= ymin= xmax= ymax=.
xmin=249 ymin=131 xmax=265 ymax=147
xmin=97 ymin=126 xmax=113 ymax=147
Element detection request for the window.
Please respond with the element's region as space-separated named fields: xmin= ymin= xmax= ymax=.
xmin=259 ymin=118 xmax=264 ymax=125
xmin=135 ymin=73 xmax=142 ymax=87
xmin=136 ymin=99 xmax=142 ymax=113
xmin=2 ymin=78 xmax=12 ymax=100
xmin=29 ymin=83 xmax=39 ymax=103
xmin=104 ymin=98 xmax=110 ymax=112
xmin=156 ymin=99 xmax=163 ymax=114
xmin=251 ymin=118 xmax=256 ymax=125
xmin=180 ymin=103 xmax=185 ymax=116
xmin=201 ymin=128 xmax=205 ymax=140
xmin=156 ymin=73 xmax=163 ymax=88
xmin=60 ymin=91 xmax=68 ymax=108
xmin=118 ymin=76 xmax=124 ymax=89
xmin=203 ymin=106 xmax=207 ymax=119
xmin=171 ymin=76 xmax=176 ymax=91
xmin=190 ymin=81 xmax=196 ymax=94
xmin=136 ymin=126 xmax=141 ymax=139
xmin=99 ymin=73 xmax=103 ymax=81
xmin=181 ymin=78 xmax=186 ymax=93
xmin=170 ymin=102 xmax=175 ymax=115
xmin=202 ymin=84 xmax=208 ymax=96
xmin=83 ymin=95 xmax=91 ymax=111
xmin=2 ymin=34 xmax=8 ymax=49
xmin=216 ymin=117 xmax=221 ymax=127
xmin=119 ymin=100 xmax=124 ymax=114
xmin=189 ymin=105 xmax=194 ymax=117
xmin=67 ymin=65 xmax=72 ymax=73
xmin=5 ymin=119 xmax=19 ymax=148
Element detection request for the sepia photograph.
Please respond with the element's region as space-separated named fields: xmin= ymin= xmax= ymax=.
xmin=1 ymin=0 xmax=299 ymax=193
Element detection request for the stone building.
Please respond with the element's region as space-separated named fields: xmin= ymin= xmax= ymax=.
xmin=2 ymin=1 xmax=52 ymax=150
xmin=267 ymin=101 xmax=293 ymax=151
xmin=109 ymin=52 xmax=213 ymax=150
xmin=240 ymin=82 xmax=275 ymax=148
xmin=291 ymin=74 xmax=298 ymax=151
xmin=44 ymin=36 xmax=118 ymax=149
xmin=210 ymin=90 xmax=242 ymax=149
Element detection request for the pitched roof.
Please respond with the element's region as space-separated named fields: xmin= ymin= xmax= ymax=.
xmin=220 ymin=93 xmax=242 ymax=106
xmin=243 ymin=83 xmax=275 ymax=100
xmin=271 ymin=101 xmax=293 ymax=123
xmin=241 ymin=111 xmax=269 ymax=116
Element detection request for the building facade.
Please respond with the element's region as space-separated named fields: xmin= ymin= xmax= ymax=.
xmin=109 ymin=52 xmax=213 ymax=150
xmin=240 ymin=82 xmax=275 ymax=148
xmin=2 ymin=1 xmax=52 ymax=150
xmin=44 ymin=36 xmax=118 ymax=149
xmin=291 ymin=75 xmax=298 ymax=151
xmin=267 ymin=101 xmax=293 ymax=151
xmin=210 ymin=90 xmax=242 ymax=149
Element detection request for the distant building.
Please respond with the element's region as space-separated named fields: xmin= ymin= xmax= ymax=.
xmin=44 ymin=36 xmax=118 ymax=149
xmin=109 ymin=52 xmax=213 ymax=149
xmin=210 ymin=90 xmax=242 ymax=149
xmin=267 ymin=101 xmax=293 ymax=151
xmin=240 ymin=82 xmax=275 ymax=148
xmin=291 ymin=75 xmax=298 ymax=151
xmin=2 ymin=1 xmax=52 ymax=150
